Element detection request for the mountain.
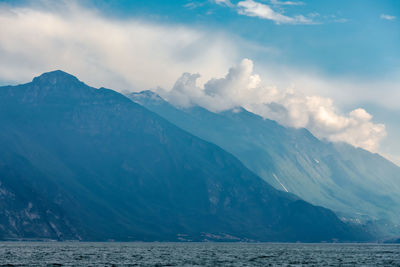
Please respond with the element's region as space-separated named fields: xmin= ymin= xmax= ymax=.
xmin=0 ymin=71 xmax=369 ymax=242
xmin=129 ymin=91 xmax=400 ymax=233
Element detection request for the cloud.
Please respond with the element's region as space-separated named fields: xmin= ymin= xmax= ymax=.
xmin=270 ymin=0 xmax=305 ymax=6
xmin=213 ymin=0 xmax=234 ymax=7
xmin=183 ymin=2 xmax=204 ymax=9
xmin=157 ymin=59 xmax=386 ymax=152
xmin=237 ymin=0 xmax=313 ymax=24
xmin=0 ymin=2 xmax=237 ymax=91
xmin=380 ymin=14 xmax=396 ymax=21
xmin=255 ymin=65 xmax=400 ymax=112
xmin=213 ymin=0 xmax=346 ymax=24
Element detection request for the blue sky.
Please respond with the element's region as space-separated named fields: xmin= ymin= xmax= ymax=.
xmin=78 ymin=0 xmax=400 ymax=78
xmin=0 ymin=0 xmax=399 ymax=164
xmin=3 ymin=0 xmax=399 ymax=77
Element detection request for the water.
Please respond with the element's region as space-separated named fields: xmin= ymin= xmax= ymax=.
xmin=0 ymin=242 xmax=399 ymax=266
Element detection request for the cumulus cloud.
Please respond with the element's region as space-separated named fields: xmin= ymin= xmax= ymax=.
xmin=237 ymin=0 xmax=313 ymax=24
xmin=158 ymin=59 xmax=386 ymax=152
xmin=380 ymin=14 xmax=396 ymax=21
xmin=0 ymin=2 xmax=237 ymax=90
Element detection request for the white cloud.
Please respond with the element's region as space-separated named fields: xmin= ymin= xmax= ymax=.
xmin=158 ymin=59 xmax=386 ymax=152
xmin=270 ymin=0 xmax=305 ymax=6
xmin=380 ymin=14 xmax=396 ymax=21
xmin=255 ymin=65 xmax=400 ymax=112
xmin=183 ymin=2 xmax=203 ymax=9
xmin=237 ymin=0 xmax=313 ymax=24
xmin=213 ymin=0 xmax=234 ymax=7
xmin=0 ymin=2 xmax=237 ymax=91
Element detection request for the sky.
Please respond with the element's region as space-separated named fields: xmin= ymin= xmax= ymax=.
xmin=0 ymin=0 xmax=399 ymax=164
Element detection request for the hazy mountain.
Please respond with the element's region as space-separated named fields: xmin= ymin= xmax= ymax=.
xmin=129 ymin=90 xmax=400 ymax=233
xmin=0 ymin=71 xmax=369 ymax=242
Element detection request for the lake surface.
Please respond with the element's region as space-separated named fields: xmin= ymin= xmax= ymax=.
xmin=0 ymin=242 xmax=399 ymax=266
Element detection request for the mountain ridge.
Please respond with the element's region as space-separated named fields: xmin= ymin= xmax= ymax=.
xmin=0 ymin=71 xmax=370 ymax=242
xmin=129 ymin=90 xmax=400 ymax=234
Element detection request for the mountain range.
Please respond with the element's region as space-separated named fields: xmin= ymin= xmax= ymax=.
xmin=0 ymin=70 xmax=370 ymax=242
xmin=129 ymin=90 xmax=400 ymax=237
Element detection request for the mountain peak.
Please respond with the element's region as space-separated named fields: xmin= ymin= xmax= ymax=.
xmin=131 ymin=90 xmax=161 ymax=99
xmin=129 ymin=90 xmax=166 ymax=106
xmin=32 ymin=70 xmax=82 ymax=86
